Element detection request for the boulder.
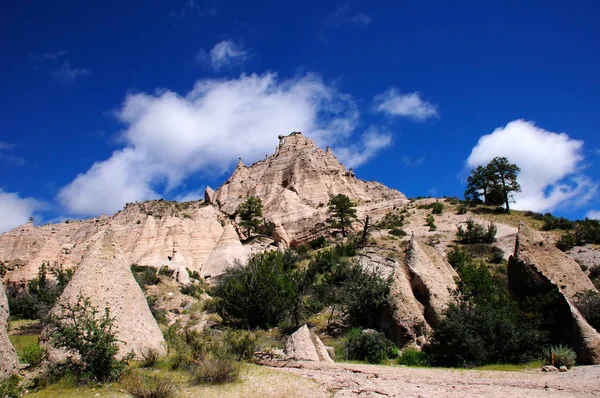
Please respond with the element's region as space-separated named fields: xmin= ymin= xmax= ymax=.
xmin=508 ymin=223 xmax=600 ymax=364
xmin=204 ymin=186 xmax=215 ymax=204
xmin=44 ymin=230 xmax=166 ymax=360
xmin=284 ymin=325 xmax=334 ymax=362
xmin=541 ymin=365 xmax=558 ymax=372
xmin=0 ymin=281 xmax=18 ymax=380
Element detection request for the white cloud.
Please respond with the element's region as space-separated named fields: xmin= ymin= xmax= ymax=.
xmin=53 ymin=62 xmax=91 ymax=83
xmin=467 ymin=119 xmax=596 ymax=212
xmin=587 ymin=210 xmax=600 ymax=220
xmin=325 ymin=2 xmax=372 ymax=29
xmin=58 ymin=72 xmax=389 ymax=216
xmin=0 ymin=190 xmax=43 ymax=233
xmin=333 ymin=127 xmax=392 ymax=168
xmin=196 ymin=40 xmax=250 ymax=71
xmin=374 ymin=88 xmax=438 ymax=121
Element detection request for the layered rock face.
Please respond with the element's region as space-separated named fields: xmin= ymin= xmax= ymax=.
xmin=44 ymin=230 xmax=166 ymax=359
xmin=0 ymin=201 xmax=248 ymax=282
xmin=211 ymin=132 xmax=408 ymax=244
xmin=0 ymin=281 xmax=19 ymax=380
xmin=508 ymin=223 xmax=600 ymax=364
xmin=379 ymin=236 xmax=456 ymax=347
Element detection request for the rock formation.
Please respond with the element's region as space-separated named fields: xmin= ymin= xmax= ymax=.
xmin=378 ymin=236 xmax=457 ymax=347
xmin=0 ymin=281 xmax=19 ymax=380
xmin=45 ymin=230 xmax=166 ymax=359
xmin=508 ymin=222 xmax=600 ymax=364
xmin=0 ymin=132 xmax=407 ymax=282
xmin=213 ymin=132 xmax=407 ymax=243
xmin=285 ymin=324 xmax=333 ymax=362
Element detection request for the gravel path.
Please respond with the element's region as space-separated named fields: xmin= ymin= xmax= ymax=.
xmin=266 ymin=361 xmax=600 ymax=397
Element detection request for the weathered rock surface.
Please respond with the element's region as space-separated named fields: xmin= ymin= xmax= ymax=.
xmin=378 ymin=236 xmax=456 ymax=347
xmin=285 ymin=325 xmax=334 ymax=362
xmin=213 ymin=132 xmax=408 ymax=243
xmin=508 ymin=222 xmax=600 ymax=364
xmin=44 ymin=230 xmax=166 ymax=359
xmin=0 ymin=281 xmax=19 ymax=380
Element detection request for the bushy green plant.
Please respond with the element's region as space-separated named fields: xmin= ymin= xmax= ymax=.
xmin=397 ymin=347 xmax=429 ymax=367
xmin=48 ymin=294 xmax=131 ymax=382
xmin=456 ymin=218 xmax=496 ymax=244
xmin=122 ymin=373 xmax=177 ymax=398
xmin=574 ymin=290 xmax=600 ymax=332
xmin=0 ymin=375 xmax=22 ymax=398
xmin=389 ymin=228 xmax=407 ymax=237
xmin=309 ymin=236 xmax=327 ymax=250
xmin=131 ymin=265 xmax=160 ymax=287
xmin=238 ymin=196 xmax=263 ymax=236
xmin=489 ymin=246 xmax=505 ymax=264
xmin=139 ymin=348 xmax=161 ymax=368
xmin=6 ymin=262 xmax=75 ymax=320
xmin=456 ymin=205 xmax=468 ymax=215
xmin=190 ymin=356 xmax=240 ymax=385
xmin=431 ymin=202 xmax=444 ymax=215
xmin=556 ymin=233 xmax=576 ymax=252
xmin=541 ymin=213 xmax=574 ymax=231
xmin=224 ymin=330 xmax=257 ymax=361
xmin=213 ymin=251 xmax=301 ymax=329
xmin=327 ymin=194 xmax=358 ymax=237
xmin=186 ymin=268 xmax=201 ymax=281
xmin=345 ymin=329 xmax=396 ymax=364
xmin=425 ymin=214 xmax=437 ymax=231
xmin=543 ymin=345 xmax=576 ymax=368
xmin=334 ymin=241 xmax=357 ymax=257
xmin=21 ymin=342 xmax=44 ymax=367
xmin=158 ymin=266 xmax=174 ymax=278
xmin=180 ymin=283 xmax=203 ymax=298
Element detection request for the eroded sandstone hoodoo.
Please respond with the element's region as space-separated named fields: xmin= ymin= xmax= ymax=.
xmin=45 ymin=230 xmax=166 ymax=359
xmin=508 ymin=222 xmax=600 ymax=364
xmin=285 ymin=324 xmax=334 ymax=362
xmin=0 ymin=281 xmax=19 ymax=380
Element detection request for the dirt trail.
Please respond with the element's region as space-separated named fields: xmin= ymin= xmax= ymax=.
xmin=267 ymin=361 xmax=600 ymax=397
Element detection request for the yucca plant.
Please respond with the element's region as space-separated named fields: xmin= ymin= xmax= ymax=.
xmin=544 ymin=345 xmax=576 ymax=368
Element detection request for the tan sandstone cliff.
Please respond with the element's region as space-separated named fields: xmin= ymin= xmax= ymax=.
xmin=508 ymin=222 xmax=600 ymax=364
xmin=43 ymin=230 xmax=166 ymax=359
xmin=0 ymin=281 xmax=19 ymax=380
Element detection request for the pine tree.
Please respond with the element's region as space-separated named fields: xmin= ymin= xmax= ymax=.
xmin=327 ymin=194 xmax=358 ymax=237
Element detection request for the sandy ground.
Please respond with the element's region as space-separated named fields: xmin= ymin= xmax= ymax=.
xmin=265 ymin=361 xmax=600 ymax=397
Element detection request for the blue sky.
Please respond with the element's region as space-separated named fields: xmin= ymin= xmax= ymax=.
xmin=1 ymin=0 xmax=599 ymax=232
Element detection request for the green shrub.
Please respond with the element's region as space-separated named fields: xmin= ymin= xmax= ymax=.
xmin=48 ymin=294 xmax=131 ymax=382
xmin=186 ymin=268 xmax=201 ymax=281
xmin=224 ymin=330 xmax=257 ymax=361
xmin=543 ymin=345 xmax=576 ymax=368
xmin=190 ymin=356 xmax=240 ymax=385
xmin=131 ymin=265 xmax=160 ymax=287
xmin=343 ymin=266 xmax=393 ymax=329
xmin=389 ymin=228 xmax=407 ymax=237
xmin=158 ymin=266 xmax=175 ymax=278
xmin=447 ymin=245 xmax=471 ymax=269
xmin=431 ymin=202 xmax=444 ymax=215
xmin=6 ymin=262 xmax=74 ymax=320
xmin=425 ymin=214 xmax=437 ymax=231
xmin=260 ymin=220 xmax=276 ymax=237
xmin=309 ymin=236 xmax=327 ymax=250
xmin=122 ymin=373 xmax=177 ymax=398
xmin=146 ymin=296 xmax=167 ymax=324
xmin=574 ymin=290 xmax=600 ymax=332
xmin=456 ymin=218 xmax=496 ymax=244
xmin=213 ymin=251 xmax=302 ymax=329
xmin=376 ymin=211 xmax=405 ymax=230
xmin=180 ymin=283 xmax=203 ymax=298
xmin=139 ymin=348 xmax=161 ymax=368
xmin=541 ymin=213 xmax=574 ymax=231
xmin=0 ymin=375 xmax=22 ymax=398
xmin=397 ymin=347 xmax=429 ymax=367
xmin=489 ymin=246 xmax=505 ymax=264
xmin=556 ymin=233 xmax=576 ymax=252
xmin=334 ymin=241 xmax=357 ymax=257
xmin=456 ymin=206 xmax=468 ymax=215
xmin=345 ymin=329 xmax=396 ymax=364
xmin=21 ymin=342 xmax=44 ymax=367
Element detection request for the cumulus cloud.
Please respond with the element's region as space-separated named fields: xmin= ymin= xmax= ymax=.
xmin=586 ymin=210 xmax=600 ymax=220
xmin=196 ymin=40 xmax=250 ymax=71
xmin=58 ymin=72 xmax=389 ymax=216
xmin=374 ymin=88 xmax=438 ymax=121
xmin=467 ymin=119 xmax=597 ymax=212
xmin=0 ymin=190 xmax=43 ymax=233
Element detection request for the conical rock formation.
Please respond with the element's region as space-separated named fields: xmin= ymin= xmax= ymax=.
xmin=201 ymin=224 xmax=248 ymax=279
xmin=0 ymin=281 xmax=19 ymax=380
xmin=508 ymin=222 xmax=600 ymax=364
xmin=213 ymin=132 xmax=407 ymax=243
xmin=285 ymin=325 xmax=333 ymax=362
xmin=45 ymin=230 xmax=166 ymax=359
